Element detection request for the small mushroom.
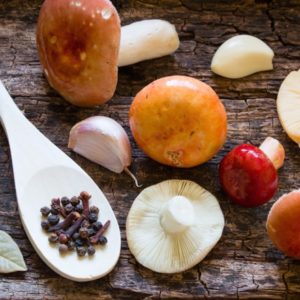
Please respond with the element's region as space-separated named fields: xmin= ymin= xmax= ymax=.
xmin=126 ymin=180 xmax=225 ymax=273
xmin=219 ymin=137 xmax=285 ymax=207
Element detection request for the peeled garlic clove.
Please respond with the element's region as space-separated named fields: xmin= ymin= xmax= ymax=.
xmin=68 ymin=116 xmax=140 ymax=186
xmin=211 ymin=35 xmax=274 ymax=79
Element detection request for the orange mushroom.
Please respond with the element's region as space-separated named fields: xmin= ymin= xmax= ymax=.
xmin=129 ymin=75 xmax=227 ymax=167
xmin=267 ymin=190 xmax=300 ymax=259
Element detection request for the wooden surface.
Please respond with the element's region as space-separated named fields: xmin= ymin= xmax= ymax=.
xmin=1 ymin=0 xmax=300 ymax=299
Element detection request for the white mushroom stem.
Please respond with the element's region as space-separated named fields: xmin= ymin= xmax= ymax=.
xmin=160 ymin=196 xmax=195 ymax=234
xmin=259 ymin=137 xmax=285 ymax=170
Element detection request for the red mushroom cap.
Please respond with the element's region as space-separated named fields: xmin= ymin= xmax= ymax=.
xmin=219 ymin=144 xmax=278 ymax=207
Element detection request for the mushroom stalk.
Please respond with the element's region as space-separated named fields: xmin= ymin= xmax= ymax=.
xmin=259 ymin=137 xmax=285 ymax=170
xmin=160 ymin=196 xmax=195 ymax=234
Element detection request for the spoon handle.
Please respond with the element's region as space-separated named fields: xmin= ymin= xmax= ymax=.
xmin=0 ymin=81 xmax=28 ymax=134
xmin=0 ymin=81 xmax=78 ymax=190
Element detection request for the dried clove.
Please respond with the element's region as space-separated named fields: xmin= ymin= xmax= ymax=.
xmin=90 ymin=220 xmax=110 ymax=245
xmin=88 ymin=213 xmax=98 ymax=224
xmin=48 ymin=233 xmax=58 ymax=243
xmin=59 ymin=216 xmax=85 ymax=242
xmin=61 ymin=196 xmax=70 ymax=206
xmin=93 ymin=221 xmax=103 ymax=231
xmin=87 ymin=245 xmax=96 ymax=256
xmin=40 ymin=206 xmax=51 ymax=217
xmin=41 ymin=220 xmax=50 ymax=231
xmin=79 ymin=227 xmax=89 ymax=239
xmin=41 ymin=191 xmax=106 ymax=257
xmin=76 ymin=246 xmax=87 ymax=257
xmin=70 ymin=196 xmax=80 ymax=206
xmin=51 ymin=198 xmax=67 ymax=218
xmin=48 ymin=212 xmax=79 ymax=232
xmin=98 ymin=236 xmax=108 ymax=245
xmin=64 ymin=203 xmax=74 ymax=215
xmin=80 ymin=191 xmax=91 ymax=217
xmin=48 ymin=214 xmax=59 ymax=226
xmin=58 ymin=244 xmax=69 ymax=253
xmin=89 ymin=206 xmax=99 ymax=215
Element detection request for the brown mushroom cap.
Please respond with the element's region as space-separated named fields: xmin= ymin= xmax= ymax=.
xmin=37 ymin=0 xmax=120 ymax=106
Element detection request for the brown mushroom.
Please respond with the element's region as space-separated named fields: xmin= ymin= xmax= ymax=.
xmin=37 ymin=0 xmax=120 ymax=107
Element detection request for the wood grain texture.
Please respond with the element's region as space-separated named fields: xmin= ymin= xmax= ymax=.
xmin=1 ymin=0 xmax=300 ymax=299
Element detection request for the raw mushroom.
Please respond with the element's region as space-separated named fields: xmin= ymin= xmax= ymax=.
xmin=37 ymin=0 xmax=120 ymax=107
xmin=126 ymin=180 xmax=225 ymax=273
xmin=219 ymin=137 xmax=285 ymax=207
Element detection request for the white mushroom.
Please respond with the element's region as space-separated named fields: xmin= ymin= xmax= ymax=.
xmin=126 ymin=180 xmax=225 ymax=273
xmin=211 ymin=35 xmax=274 ymax=79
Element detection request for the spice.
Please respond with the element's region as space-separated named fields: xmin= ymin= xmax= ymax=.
xmin=98 ymin=236 xmax=108 ymax=246
xmin=87 ymin=246 xmax=96 ymax=256
xmin=48 ymin=233 xmax=58 ymax=243
xmin=40 ymin=206 xmax=51 ymax=217
xmin=41 ymin=191 xmax=107 ymax=257
xmin=79 ymin=227 xmax=89 ymax=239
xmin=70 ymin=196 xmax=80 ymax=206
xmin=41 ymin=220 xmax=50 ymax=231
xmin=76 ymin=247 xmax=87 ymax=257
xmin=58 ymin=233 xmax=69 ymax=244
xmin=75 ymin=203 xmax=83 ymax=213
xmin=75 ymin=238 xmax=84 ymax=248
xmin=60 ymin=216 xmax=85 ymax=242
xmin=89 ymin=206 xmax=99 ymax=215
xmin=61 ymin=197 xmax=70 ymax=206
xmin=48 ymin=212 xmax=79 ymax=232
xmin=93 ymin=221 xmax=102 ymax=231
xmin=90 ymin=220 xmax=110 ymax=245
xmin=88 ymin=213 xmax=98 ymax=223
xmin=80 ymin=191 xmax=91 ymax=217
xmin=58 ymin=244 xmax=68 ymax=254
xmin=47 ymin=214 xmax=59 ymax=226
xmin=67 ymin=240 xmax=76 ymax=251
xmin=51 ymin=198 xmax=66 ymax=218
xmin=64 ymin=203 xmax=74 ymax=215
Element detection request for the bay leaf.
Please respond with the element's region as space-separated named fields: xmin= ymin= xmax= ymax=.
xmin=0 ymin=230 xmax=27 ymax=273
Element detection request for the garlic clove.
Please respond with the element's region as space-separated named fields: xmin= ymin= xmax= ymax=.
xmin=69 ymin=116 xmax=140 ymax=186
xmin=211 ymin=35 xmax=274 ymax=79
xmin=126 ymin=180 xmax=224 ymax=273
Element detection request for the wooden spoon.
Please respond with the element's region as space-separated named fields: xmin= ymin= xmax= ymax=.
xmin=0 ymin=81 xmax=121 ymax=281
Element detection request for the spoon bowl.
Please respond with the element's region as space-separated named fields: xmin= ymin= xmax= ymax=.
xmin=0 ymin=81 xmax=121 ymax=281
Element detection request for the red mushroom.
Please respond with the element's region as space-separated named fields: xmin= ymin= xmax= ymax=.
xmin=219 ymin=137 xmax=285 ymax=207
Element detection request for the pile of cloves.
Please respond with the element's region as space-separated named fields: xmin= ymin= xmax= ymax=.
xmin=40 ymin=191 xmax=110 ymax=257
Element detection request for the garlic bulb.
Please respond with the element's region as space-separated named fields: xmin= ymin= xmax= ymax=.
xmin=68 ymin=116 xmax=140 ymax=186
xmin=126 ymin=180 xmax=225 ymax=273
xmin=211 ymin=35 xmax=274 ymax=79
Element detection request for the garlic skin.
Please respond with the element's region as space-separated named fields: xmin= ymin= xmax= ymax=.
xmin=68 ymin=116 xmax=131 ymax=174
xmin=211 ymin=35 xmax=274 ymax=79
